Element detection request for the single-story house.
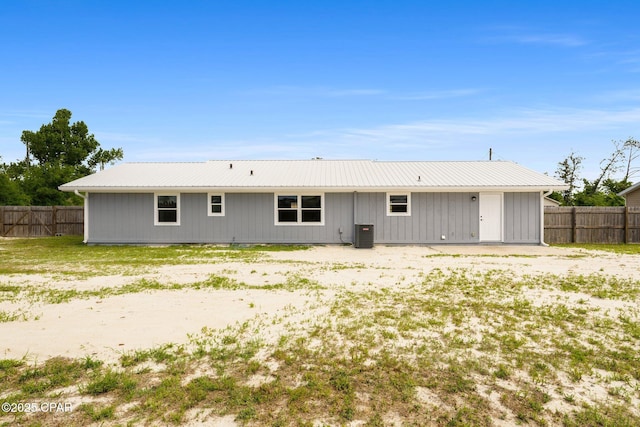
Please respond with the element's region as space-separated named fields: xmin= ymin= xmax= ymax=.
xmin=618 ymin=182 xmax=640 ymax=207
xmin=59 ymin=160 xmax=568 ymax=245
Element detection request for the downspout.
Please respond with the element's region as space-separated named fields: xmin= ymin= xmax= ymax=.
xmin=353 ymin=191 xmax=357 ymax=245
xmin=74 ymin=190 xmax=89 ymax=244
xmin=540 ymin=190 xmax=552 ymax=246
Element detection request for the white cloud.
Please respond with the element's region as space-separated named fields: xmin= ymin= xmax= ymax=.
xmin=0 ymin=110 xmax=51 ymax=119
xmin=94 ymin=131 xmax=160 ymax=144
xmin=104 ymin=106 xmax=639 ymax=180
xmin=240 ymin=86 xmax=386 ymax=98
xmin=390 ymin=89 xmax=484 ymax=100
xmin=483 ymin=26 xmax=588 ymax=47
xmin=508 ymin=34 xmax=587 ymax=47
xmin=336 ymin=107 xmax=640 ymax=144
xmin=239 ymin=86 xmax=483 ymax=101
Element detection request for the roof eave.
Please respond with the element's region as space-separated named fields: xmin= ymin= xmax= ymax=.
xmin=618 ymin=182 xmax=640 ymax=196
xmin=60 ymin=185 xmax=570 ymax=193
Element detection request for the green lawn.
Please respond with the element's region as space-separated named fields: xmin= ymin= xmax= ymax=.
xmin=0 ymin=236 xmax=308 ymax=277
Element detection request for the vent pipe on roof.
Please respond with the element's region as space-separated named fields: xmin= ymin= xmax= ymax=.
xmin=250 ymin=170 xmax=253 ymax=176
xmin=418 ymin=175 xmax=421 ymax=181
xmin=229 ymin=163 xmax=233 ymax=169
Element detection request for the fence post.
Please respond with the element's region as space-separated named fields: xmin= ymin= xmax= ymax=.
xmin=625 ymin=206 xmax=629 ymax=244
xmin=52 ymin=206 xmax=57 ymax=236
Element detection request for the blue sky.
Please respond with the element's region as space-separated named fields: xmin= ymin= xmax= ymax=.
xmin=1 ymin=0 xmax=639 ymax=181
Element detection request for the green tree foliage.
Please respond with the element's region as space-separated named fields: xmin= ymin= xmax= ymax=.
xmin=1 ymin=109 xmax=123 ymax=206
xmin=0 ymin=161 xmax=29 ymax=205
xmin=554 ymin=138 xmax=637 ymax=206
xmin=574 ymin=178 xmax=631 ymax=206
xmin=22 ymin=109 xmax=99 ymax=170
xmin=88 ymin=147 xmax=125 ymax=171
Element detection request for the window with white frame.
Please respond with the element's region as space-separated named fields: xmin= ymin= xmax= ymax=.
xmin=387 ymin=193 xmax=411 ymax=216
xmin=275 ymin=194 xmax=324 ymax=225
xmin=207 ymin=193 xmax=225 ymax=216
xmin=155 ymin=193 xmax=180 ymax=225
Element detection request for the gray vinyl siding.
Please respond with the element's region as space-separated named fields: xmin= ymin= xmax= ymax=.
xmin=504 ymin=192 xmax=541 ymax=243
xmin=355 ymin=192 xmax=480 ymax=244
xmin=87 ymin=191 xmax=541 ymax=245
xmin=88 ymin=193 xmax=153 ymax=243
xmin=88 ymin=192 xmax=355 ymax=244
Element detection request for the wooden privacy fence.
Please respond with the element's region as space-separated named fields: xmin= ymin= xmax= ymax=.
xmin=1 ymin=205 xmax=639 ymax=243
xmin=544 ymin=206 xmax=640 ymax=244
xmin=0 ymin=206 xmax=83 ymax=237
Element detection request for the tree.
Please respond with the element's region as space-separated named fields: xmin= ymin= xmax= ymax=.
xmin=21 ymin=109 xmax=100 ymax=171
xmin=621 ymin=138 xmax=640 ymax=182
xmin=554 ymin=138 xmax=640 ymax=206
xmin=583 ymin=140 xmax=625 ymax=195
xmin=0 ymin=159 xmax=29 ymax=205
xmin=10 ymin=109 xmax=123 ymax=205
xmin=88 ymin=147 xmax=124 ymax=171
xmin=573 ymin=178 xmax=629 ymax=206
xmin=554 ymin=151 xmax=583 ymax=205
xmin=572 ymin=139 xmax=635 ymax=207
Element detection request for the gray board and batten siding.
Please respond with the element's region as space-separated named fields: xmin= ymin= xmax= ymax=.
xmin=87 ymin=191 xmax=541 ymax=245
xmin=61 ymin=160 xmax=566 ymax=245
xmin=503 ymin=192 xmax=541 ymax=244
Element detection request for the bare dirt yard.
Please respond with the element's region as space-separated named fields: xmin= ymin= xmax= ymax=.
xmin=1 ymin=238 xmax=639 ymax=426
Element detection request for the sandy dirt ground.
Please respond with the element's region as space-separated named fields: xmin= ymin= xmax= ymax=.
xmin=1 ymin=244 xmax=638 ymax=364
xmin=1 ymin=244 xmax=640 ymax=426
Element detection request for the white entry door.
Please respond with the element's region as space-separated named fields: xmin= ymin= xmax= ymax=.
xmin=479 ymin=193 xmax=503 ymax=242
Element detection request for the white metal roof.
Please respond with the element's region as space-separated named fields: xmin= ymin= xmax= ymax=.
xmin=59 ymin=160 xmax=568 ymax=192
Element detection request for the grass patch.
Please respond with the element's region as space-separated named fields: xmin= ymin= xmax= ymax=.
xmin=13 ymin=357 xmax=99 ymax=396
xmin=83 ymin=369 xmax=137 ymax=395
xmin=0 ymin=236 xmax=308 ymax=277
xmin=0 ymin=274 xmax=325 ymax=310
xmin=120 ymin=344 xmax=184 ymax=368
xmin=0 ymin=309 xmax=29 ymax=322
xmin=79 ymin=403 xmax=116 ymax=421
xmin=553 ymin=243 xmax=640 ymax=255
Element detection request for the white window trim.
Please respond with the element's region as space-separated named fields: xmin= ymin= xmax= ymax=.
xmin=274 ymin=193 xmax=325 ymax=226
xmin=154 ymin=193 xmax=181 ymax=226
xmin=207 ymin=193 xmax=225 ymax=217
xmin=386 ymin=192 xmax=411 ymax=216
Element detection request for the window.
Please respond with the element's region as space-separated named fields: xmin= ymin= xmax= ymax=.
xmin=277 ymin=195 xmax=298 ymax=222
xmin=387 ymin=193 xmax=411 ymax=216
xmin=301 ymin=195 xmax=322 ymax=222
xmin=207 ymin=193 xmax=225 ymax=216
xmin=155 ymin=193 xmax=180 ymax=225
xmin=275 ymin=194 xmax=324 ymax=225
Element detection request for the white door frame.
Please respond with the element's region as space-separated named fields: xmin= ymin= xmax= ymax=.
xmin=479 ymin=192 xmax=503 ymax=242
